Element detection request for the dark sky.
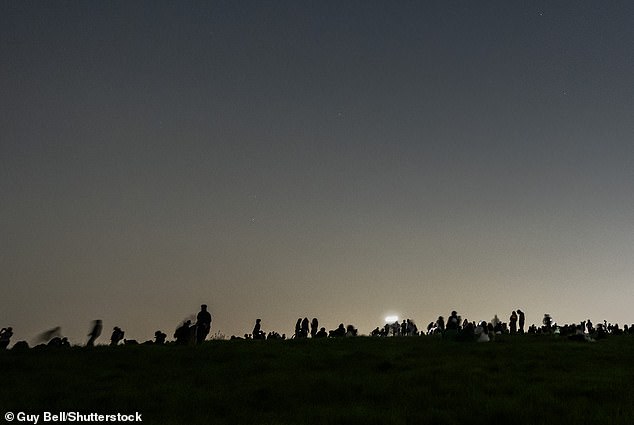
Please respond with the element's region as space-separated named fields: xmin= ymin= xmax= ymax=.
xmin=2 ymin=1 xmax=633 ymax=343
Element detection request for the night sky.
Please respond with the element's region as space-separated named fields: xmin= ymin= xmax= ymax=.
xmin=2 ymin=1 xmax=633 ymax=344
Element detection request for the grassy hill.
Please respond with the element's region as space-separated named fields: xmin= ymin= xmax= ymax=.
xmin=2 ymin=335 xmax=633 ymax=424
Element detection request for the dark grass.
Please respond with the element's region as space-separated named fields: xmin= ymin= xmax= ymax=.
xmin=2 ymin=335 xmax=633 ymax=424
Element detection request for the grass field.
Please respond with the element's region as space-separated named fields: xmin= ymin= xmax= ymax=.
xmin=1 ymin=335 xmax=633 ymax=425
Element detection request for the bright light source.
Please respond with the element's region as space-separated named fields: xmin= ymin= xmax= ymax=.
xmin=385 ymin=315 xmax=399 ymax=323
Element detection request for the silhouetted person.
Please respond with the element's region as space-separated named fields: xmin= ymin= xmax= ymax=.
xmin=475 ymin=321 xmax=490 ymax=342
xmin=436 ymin=316 xmax=445 ymax=332
xmin=154 ymin=330 xmax=167 ymax=344
xmin=345 ymin=324 xmax=358 ymax=337
xmin=87 ymin=320 xmax=102 ymax=347
xmin=301 ymin=317 xmax=309 ymax=338
xmin=0 ymin=327 xmax=13 ymax=349
xmin=509 ymin=311 xmax=518 ymax=334
xmin=196 ymin=304 xmax=212 ymax=344
xmin=458 ymin=321 xmax=475 ymax=341
xmin=447 ymin=311 xmax=460 ymax=330
xmin=491 ymin=315 xmax=500 ymax=329
xmin=407 ymin=319 xmax=418 ymax=336
xmin=253 ymin=319 xmax=265 ymax=340
xmin=329 ymin=323 xmax=346 ymax=337
xmin=294 ymin=319 xmax=302 ymax=338
xmin=517 ymin=309 xmax=525 ymax=333
xmin=110 ymin=326 xmax=125 ymax=346
xmin=315 ymin=327 xmax=328 ymax=338
xmin=174 ymin=320 xmax=192 ymax=345
xmin=310 ymin=318 xmax=319 ymax=338
xmin=267 ymin=331 xmax=283 ymax=340
xmin=542 ymin=314 xmax=553 ymax=332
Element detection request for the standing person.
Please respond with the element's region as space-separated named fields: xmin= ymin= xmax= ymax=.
xmin=301 ymin=317 xmax=309 ymax=338
xmin=253 ymin=319 xmax=265 ymax=340
xmin=196 ymin=304 xmax=212 ymax=344
xmin=401 ymin=320 xmax=408 ymax=336
xmin=447 ymin=311 xmax=459 ymax=330
xmin=87 ymin=320 xmax=102 ymax=347
xmin=509 ymin=311 xmax=518 ymax=334
xmin=310 ymin=318 xmax=319 ymax=338
xmin=517 ymin=309 xmax=525 ymax=334
xmin=294 ymin=319 xmax=302 ymax=338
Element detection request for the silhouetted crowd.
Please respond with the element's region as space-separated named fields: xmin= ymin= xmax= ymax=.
xmin=1 ymin=306 xmax=633 ymax=350
xmin=228 ymin=318 xmax=358 ymax=341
